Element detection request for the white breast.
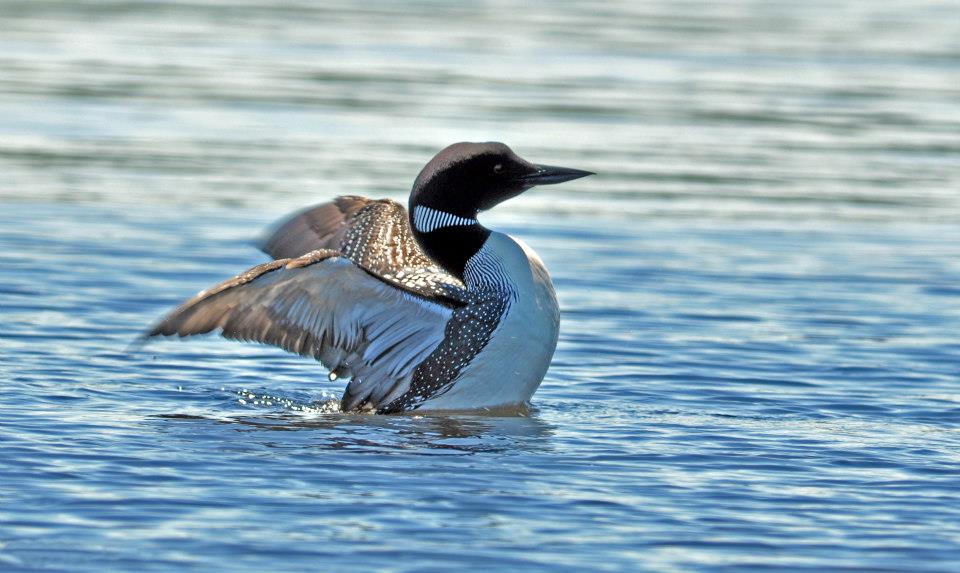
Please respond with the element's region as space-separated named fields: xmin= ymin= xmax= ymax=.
xmin=418 ymin=232 xmax=560 ymax=411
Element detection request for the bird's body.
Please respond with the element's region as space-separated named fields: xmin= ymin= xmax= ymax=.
xmin=147 ymin=142 xmax=591 ymax=413
xmin=420 ymin=231 xmax=559 ymax=411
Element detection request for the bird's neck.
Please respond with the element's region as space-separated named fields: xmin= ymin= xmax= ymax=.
xmin=409 ymin=203 xmax=489 ymax=281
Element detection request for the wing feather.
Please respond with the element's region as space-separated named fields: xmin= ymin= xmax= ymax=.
xmin=260 ymin=196 xmax=467 ymax=305
xmin=259 ymin=196 xmax=373 ymax=260
xmin=146 ymin=249 xmax=454 ymax=411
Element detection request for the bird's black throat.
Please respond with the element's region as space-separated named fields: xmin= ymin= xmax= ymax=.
xmin=411 ymin=218 xmax=490 ymax=282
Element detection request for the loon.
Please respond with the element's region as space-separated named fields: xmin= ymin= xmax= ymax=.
xmin=146 ymin=142 xmax=593 ymax=413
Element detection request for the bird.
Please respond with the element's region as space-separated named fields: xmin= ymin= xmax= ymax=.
xmin=145 ymin=142 xmax=593 ymax=414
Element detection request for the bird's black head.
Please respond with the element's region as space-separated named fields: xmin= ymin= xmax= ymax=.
xmin=408 ymin=142 xmax=593 ymax=281
xmin=409 ymin=142 xmax=593 ymax=219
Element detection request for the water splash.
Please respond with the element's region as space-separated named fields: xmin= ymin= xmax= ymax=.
xmin=236 ymin=388 xmax=341 ymax=414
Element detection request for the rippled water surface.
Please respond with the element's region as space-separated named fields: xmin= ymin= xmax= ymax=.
xmin=2 ymin=1 xmax=960 ymax=571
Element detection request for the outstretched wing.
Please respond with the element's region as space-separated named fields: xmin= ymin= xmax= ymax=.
xmin=146 ymin=249 xmax=455 ymax=411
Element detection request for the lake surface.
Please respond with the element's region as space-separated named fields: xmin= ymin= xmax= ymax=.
xmin=1 ymin=1 xmax=959 ymax=571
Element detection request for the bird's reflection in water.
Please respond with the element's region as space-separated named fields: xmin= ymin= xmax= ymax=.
xmin=155 ymin=402 xmax=555 ymax=455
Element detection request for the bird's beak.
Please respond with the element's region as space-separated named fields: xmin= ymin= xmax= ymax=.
xmin=520 ymin=164 xmax=595 ymax=186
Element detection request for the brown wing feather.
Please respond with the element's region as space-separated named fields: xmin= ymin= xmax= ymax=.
xmin=259 ymin=196 xmax=465 ymax=301
xmin=259 ymin=196 xmax=372 ymax=260
xmin=259 ymin=196 xmax=433 ymax=271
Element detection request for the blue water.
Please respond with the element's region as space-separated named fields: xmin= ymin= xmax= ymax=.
xmin=2 ymin=1 xmax=960 ymax=571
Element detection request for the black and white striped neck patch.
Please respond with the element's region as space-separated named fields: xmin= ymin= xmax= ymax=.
xmin=413 ymin=205 xmax=477 ymax=233
xmin=463 ymin=240 xmax=513 ymax=290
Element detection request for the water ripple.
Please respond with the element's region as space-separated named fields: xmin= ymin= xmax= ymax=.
xmin=3 ymin=1 xmax=960 ymax=571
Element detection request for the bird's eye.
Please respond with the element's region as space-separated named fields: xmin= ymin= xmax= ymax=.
xmin=493 ymin=163 xmax=503 ymax=173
